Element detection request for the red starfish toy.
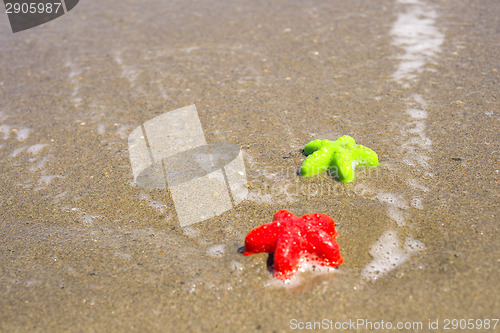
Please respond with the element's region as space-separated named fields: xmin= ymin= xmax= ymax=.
xmin=243 ymin=210 xmax=343 ymax=280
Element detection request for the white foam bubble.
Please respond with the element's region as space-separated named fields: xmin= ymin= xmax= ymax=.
xmin=264 ymin=258 xmax=340 ymax=288
xmin=113 ymin=51 xmax=140 ymax=87
xmin=391 ymin=3 xmax=444 ymax=86
xmin=97 ymin=123 xmax=106 ymax=135
xmin=27 ymin=144 xmax=48 ymax=155
xmin=53 ymin=191 xmax=69 ymax=202
xmin=139 ymin=191 xmax=149 ymax=201
xmin=139 ymin=191 xmax=168 ymax=213
xmin=71 ymin=207 xmax=100 ymax=227
xmin=362 ymin=231 xmax=408 ymax=280
xmin=404 ymin=154 xmax=431 ymax=169
xmin=365 ymin=0 xmax=438 ymax=281
xmin=0 ymin=121 xmax=25 ymax=141
xmin=406 ymin=108 xmax=428 ymax=119
xmin=0 ymin=125 xmax=11 ymax=140
xmin=113 ymin=53 xmax=123 ymax=65
xmin=0 ymin=111 xmax=9 ymax=122
xmin=387 ymin=206 xmax=406 ymax=226
xmin=376 ymin=193 xmax=408 ymax=209
xmin=229 ymin=260 xmax=243 ymax=272
xmin=408 ymin=121 xmax=426 ymax=134
xmin=404 ymin=237 xmax=425 ymax=252
xmin=412 ymin=94 xmax=428 ymax=108
xmin=114 ymin=252 xmax=132 ymax=261
xmin=28 ymin=155 xmax=52 ymax=171
xmin=362 ymin=231 xmax=424 ymax=280
xmin=207 ymin=244 xmax=225 ymax=258
xmin=148 ymin=200 xmax=167 ymax=213
xmin=38 ymin=174 xmax=64 ymax=185
xmin=15 ymin=127 xmax=30 ymax=141
xmin=298 ymin=261 xmax=339 ymax=275
xmin=402 ymin=136 xmax=433 ymax=149
xmin=65 ymin=59 xmax=82 ymax=79
xmin=411 ymin=197 xmax=424 ymax=210
xmin=71 ymin=97 xmax=82 ymax=106
xmin=264 ymin=274 xmax=303 ymax=288
xmin=10 ymin=146 xmax=27 ymax=157
xmin=182 ymin=226 xmax=200 ymax=237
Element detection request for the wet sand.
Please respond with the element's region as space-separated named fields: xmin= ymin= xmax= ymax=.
xmin=0 ymin=0 xmax=498 ymax=331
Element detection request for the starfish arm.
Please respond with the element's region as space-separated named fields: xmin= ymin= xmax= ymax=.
xmin=352 ymin=144 xmax=379 ymax=167
xmin=273 ymin=209 xmax=295 ymax=222
xmin=301 ymin=146 xmax=336 ymax=177
xmin=273 ymin=232 xmax=304 ymax=280
xmin=305 ymin=229 xmax=343 ymax=267
xmin=304 ymin=213 xmax=338 ymax=238
xmin=336 ymin=135 xmax=356 ymax=148
xmin=330 ymin=149 xmax=355 ymax=183
xmin=243 ymin=222 xmax=283 ymax=255
xmin=303 ymin=139 xmax=330 ymax=155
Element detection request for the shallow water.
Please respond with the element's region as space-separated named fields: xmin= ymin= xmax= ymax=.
xmin=0 ymin=0 xmax=499 ymax=331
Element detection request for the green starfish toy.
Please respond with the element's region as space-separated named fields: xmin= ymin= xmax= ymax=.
xmin=300 ymin=135 xmax=379 ymax=183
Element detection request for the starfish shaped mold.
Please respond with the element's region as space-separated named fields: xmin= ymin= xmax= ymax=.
xmin=300 ymin=135 xmax=379 ymax=183
xmin=243 ymin=210 xmax=343 ymax=280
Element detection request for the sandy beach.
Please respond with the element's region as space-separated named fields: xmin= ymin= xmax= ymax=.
xmin=0 ymin=0 xmax=498 ymax=331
